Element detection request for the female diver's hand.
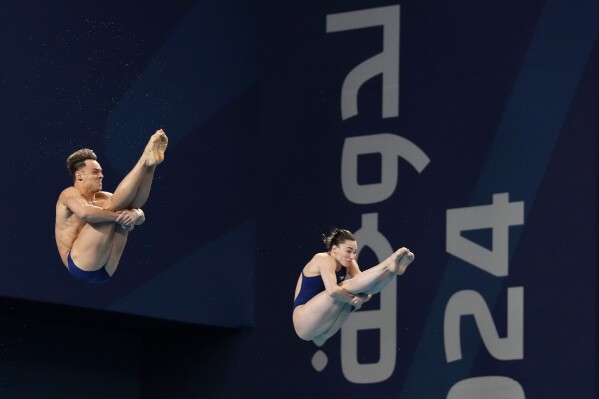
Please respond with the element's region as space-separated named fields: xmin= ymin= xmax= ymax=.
xmin=350 ymin=294 xmax=369 ymax=310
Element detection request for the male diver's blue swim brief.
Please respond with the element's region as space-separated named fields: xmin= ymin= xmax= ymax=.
xmin=67 ymin=252 xmax=110 ymax=284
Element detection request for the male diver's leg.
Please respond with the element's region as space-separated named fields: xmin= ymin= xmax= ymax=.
xmin=103 ymin=130 xmax=167 ymax=211
xmin=69 ymin=222 xmax=117 ymax=271
xmin=128 ymin=165 xmax=156 ymax=209
xmin=103 ymin=160 xmax=149 ymax=211
xmin=103 ymin=227 xmax=129 ymax=276
xmin=127 ymin=130 xmax=167 ymax=208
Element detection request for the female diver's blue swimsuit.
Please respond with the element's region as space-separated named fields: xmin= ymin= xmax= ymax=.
xmin=293 ymin=268 xmax=346 ymax=309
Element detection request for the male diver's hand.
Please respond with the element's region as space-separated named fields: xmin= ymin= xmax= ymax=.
xmin=116 ymin=209 xmax=138 ymax=228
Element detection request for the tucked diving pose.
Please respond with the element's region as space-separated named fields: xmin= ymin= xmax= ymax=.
xmin=293 ymin=228 xmax=414 ymax=345
xmin=55 ymin=129 xmax=168 ymax=283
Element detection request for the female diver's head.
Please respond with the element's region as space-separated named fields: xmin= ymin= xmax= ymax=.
xmin=323 ymin=228 xmax=357 ymax=267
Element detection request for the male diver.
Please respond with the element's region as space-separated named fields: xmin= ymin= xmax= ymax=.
xmin=55 ymin=129 xmax=168 ymax=283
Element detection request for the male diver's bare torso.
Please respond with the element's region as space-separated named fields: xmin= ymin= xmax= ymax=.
xmin=54 ymin=187 xmax=110 ymax=267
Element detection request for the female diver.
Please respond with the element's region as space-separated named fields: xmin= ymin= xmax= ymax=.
xmin=293 ymin=228 xmax=414 ymax=344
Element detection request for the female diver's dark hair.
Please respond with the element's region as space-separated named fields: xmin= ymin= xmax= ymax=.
xmin=322 ymin=227 xmax=355 ymax=251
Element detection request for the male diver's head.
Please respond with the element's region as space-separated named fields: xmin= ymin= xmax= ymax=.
xmin=67 ymin=149 xmax=103 ymax=192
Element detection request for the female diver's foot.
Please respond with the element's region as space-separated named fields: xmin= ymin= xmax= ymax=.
xmin=389 ymin=248 xmax=415 ymax=275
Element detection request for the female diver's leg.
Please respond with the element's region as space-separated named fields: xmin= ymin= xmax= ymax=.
xmin=293 ymin=249 xmax=414 ymax=342
xmin=311 ymin=304 xmax=354 ymax=345
xmin=293 ymin=292 xmax=352 ymax=342
xmin=340 ymin=248 xmax=414 ymax=295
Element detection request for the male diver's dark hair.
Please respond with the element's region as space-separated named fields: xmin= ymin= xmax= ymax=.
xmin=66 ymin=148 xmax=97 ymax=181
xmin=322 ymin=227 xmax=355 ymax=251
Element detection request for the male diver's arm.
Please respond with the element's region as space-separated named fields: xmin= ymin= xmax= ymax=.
xmin=62 ymin=191 xmax=118 ymax=223
xmin=133 ymin=208 xmax=145 ymax=225
xmin=114 ymin=209 xmax=143 ymax=228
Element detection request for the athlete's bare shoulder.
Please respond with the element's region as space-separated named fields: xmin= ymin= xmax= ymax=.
xmin=56 ymin=187 xmax=79 ymax=207
xmin=59 ymin=186 xmax=78 ymax=197
xmin=312 ymin=252 xmax=332 ymax=262
xmin=303 ymin=252 xmax=334 ymax=275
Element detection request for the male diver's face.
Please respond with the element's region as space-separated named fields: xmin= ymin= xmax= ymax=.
xmin=332 ymin=240 xmax=358 ymax=267
xmin=79 ymin=160 xmax=103 ymax=192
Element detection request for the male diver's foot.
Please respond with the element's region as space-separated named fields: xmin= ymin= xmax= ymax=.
xmin=388 ymin=247 xmax=415 ymax=275
xmin=144 ymin=129 xmax=168 ymax=166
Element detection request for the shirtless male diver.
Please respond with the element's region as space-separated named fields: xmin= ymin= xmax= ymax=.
xmin=55 ymin=129 xmax=168 ymax=283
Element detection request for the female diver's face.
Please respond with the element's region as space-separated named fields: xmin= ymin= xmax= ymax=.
xmin=331 ymin=240 xmax=358 ymax=267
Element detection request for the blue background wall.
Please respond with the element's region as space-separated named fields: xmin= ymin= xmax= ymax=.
xmin=0 ymin=0 xmax=597 ymax=397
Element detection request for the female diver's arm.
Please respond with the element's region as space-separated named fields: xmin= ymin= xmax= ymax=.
xmin=317 ymin=257 xmax=354 ymax=303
